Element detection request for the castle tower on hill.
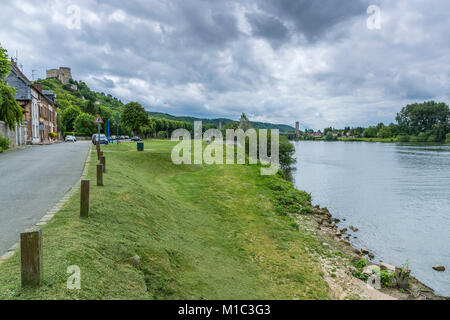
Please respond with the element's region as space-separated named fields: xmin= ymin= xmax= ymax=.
xmin=46 ymin=67 xmax=72 ymax=84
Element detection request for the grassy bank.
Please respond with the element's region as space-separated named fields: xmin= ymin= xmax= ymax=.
xmin=0 ymin=140 xmax=333 ymax=299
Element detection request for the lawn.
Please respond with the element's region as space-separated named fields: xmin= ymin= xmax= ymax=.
xmin=0 ymin=139 xmax=330 ymax=299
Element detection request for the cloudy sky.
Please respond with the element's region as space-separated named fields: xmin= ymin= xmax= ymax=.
xmin=0 ymin=0 xmax=449 ymax=129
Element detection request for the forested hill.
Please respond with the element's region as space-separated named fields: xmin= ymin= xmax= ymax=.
xmin=148 ymin=112 xmax=295 ymax=133
xmin=38 ymin=78 xmax=294 ymax=133
xmin=38 ymin=78 xmax=125 ymax=112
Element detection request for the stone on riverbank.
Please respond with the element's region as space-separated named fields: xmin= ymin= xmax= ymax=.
xmin=349 ymin=225 xmax=359 ymax=232
xmin=363 ymin=265 xmax=380 ymax=275
xmin=380 ymin=262 xmax=396 ymax=273
xmin=432 ymin=265 xmax=445 ymax=272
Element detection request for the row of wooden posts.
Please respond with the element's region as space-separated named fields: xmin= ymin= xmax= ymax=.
xmin=20 ymin=143 xmax=106 ymax=287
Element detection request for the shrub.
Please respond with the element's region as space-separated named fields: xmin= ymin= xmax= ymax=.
xmin=410 ymin=132 xmax=429 ymax=142
xmin=74 ymin=112 xmax=96 ymax=136
xmin=49 ymin=132 xmax=58 ymax=139
xmin=446 ymin=133 xmax=450 ymax=144
xmin=157 ymin=131 xmax=168 ymax=139
xmin=0 ymin=133 xmax=9 ymax=151
xmin=300 ymin=206 xmax=314 ymax=215
xmin=380 ymin=270 xmax=391 ymax=287
xmin=397 ymin=135 xmax=410 ymax=142
xmin=352 ymin=259 xmax=370 ymax=281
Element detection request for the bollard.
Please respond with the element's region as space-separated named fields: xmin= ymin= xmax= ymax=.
xmin=20 ymin=227 xmax=43 ymax=287
xmin=96 ymin=142 xmax=100 ymax=158
xmin=80 ymin=179 xmax=90 ymax=218
xmin=97 ymin=164 xmax=103 ymax=186
xmin=100 ymin=156 xmax=106 ymax=173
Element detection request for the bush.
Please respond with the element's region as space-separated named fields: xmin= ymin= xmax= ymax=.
xmin=397 ymin=135 xmax=410 ymax=142
xmin=0 ymin=134 xmax=9 ymax=151
xmin=380 ymin=270 xmax=391 ymax=287
xmin=324 ymin=132 xmax=337 ymax=141
xmin=49 ymin=132 xmax=58 ymax=139
xmin=410 ymin=132 xmax=429 ymax=142
xmin=74 ymin=112 xmax=96 ymax=136
xmin=157 ymin=131 xmax=168 ymax=139
xmin=446 ymin=133 xmax=450 ymax=144
xmin=300 ymin=206 xmax=314 ymax=215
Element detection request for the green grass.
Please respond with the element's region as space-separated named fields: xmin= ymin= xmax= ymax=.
xmin=0 ymin=140 xmax=330 ymax=300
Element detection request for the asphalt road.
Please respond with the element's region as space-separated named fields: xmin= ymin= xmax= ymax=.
xmin=0 ymin=141 xmax=90 ymax=255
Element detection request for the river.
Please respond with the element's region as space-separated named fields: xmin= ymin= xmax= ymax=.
xmin=293 ymin=141 xmax=450 ymax=296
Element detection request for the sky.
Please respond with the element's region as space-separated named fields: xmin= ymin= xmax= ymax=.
xmin=0 ymin=0 xmax=449 ymax=130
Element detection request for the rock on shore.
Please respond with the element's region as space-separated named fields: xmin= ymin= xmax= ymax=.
xmin=432 ymin=265 xmax=446 ymax=272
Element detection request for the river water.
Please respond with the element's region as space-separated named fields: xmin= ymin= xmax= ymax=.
xmin=293 ymin=141 xmax=450 ymax=296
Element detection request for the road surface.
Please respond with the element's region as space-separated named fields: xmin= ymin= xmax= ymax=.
xmin=0 ymin=141 xmax=90 ymax=255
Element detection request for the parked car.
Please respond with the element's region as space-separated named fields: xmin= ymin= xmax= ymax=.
xmin=92 ymin=134 xmax=109 ymax=145
xmin=131 ymin=136 xmax=142 ymax=141
xmin=125 ymin=136 xmax=130 ymax=139
xmin=65 ymin=135 xmax=76 ymax=142
xmin=119 ymin=136 xmax=125 ymax=140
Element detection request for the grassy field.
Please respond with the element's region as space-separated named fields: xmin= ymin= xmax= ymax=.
xmin=0 ymin=140 xmax=331 ymax=299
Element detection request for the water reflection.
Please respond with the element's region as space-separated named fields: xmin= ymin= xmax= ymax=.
xmin=293 ymin=141 xmax=450 ymax=296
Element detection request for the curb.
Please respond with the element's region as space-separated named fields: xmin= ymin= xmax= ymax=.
xmin=0 ymin=144 xmax=92 ymax=264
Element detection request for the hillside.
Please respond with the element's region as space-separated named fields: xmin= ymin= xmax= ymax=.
xmin=37 ymin=78 xmax=125 ymax=112
xmin=37 ymin=78 xmax=294 ymax=133
xmin=148 ymin=112 xmax=295 ymax=133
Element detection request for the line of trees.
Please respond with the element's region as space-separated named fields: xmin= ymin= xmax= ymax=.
xmin=319 ymin=101 xmax=450 ymax=143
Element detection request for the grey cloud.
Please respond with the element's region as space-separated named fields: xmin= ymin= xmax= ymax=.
xmin=0 ymin=0 xmax=449 ymax=130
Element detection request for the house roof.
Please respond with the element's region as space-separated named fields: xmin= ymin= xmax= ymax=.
xmin=5 ymin=59 xmax=32 ymax=100
xmin=5 ymin=59 xmax=57 ymax=107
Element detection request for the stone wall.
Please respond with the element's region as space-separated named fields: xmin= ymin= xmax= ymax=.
xmin=0 ymin=121 xmax=26 ymax=148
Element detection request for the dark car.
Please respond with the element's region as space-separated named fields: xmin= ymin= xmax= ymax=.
xmin=131 ymin=136 xmax=142 ymax=141
xmin=92 ymin=134 xmax=109 ymax=145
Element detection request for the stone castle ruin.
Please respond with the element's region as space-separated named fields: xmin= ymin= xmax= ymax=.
xmin=46 ymin=67 xmax=72 ymax=84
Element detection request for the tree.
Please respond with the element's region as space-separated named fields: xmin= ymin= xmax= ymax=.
xmin=378 ymin=125 xmax=393 ymax=138
xmin=396 ymin=101 xmax=450 ymax=138
xmin=0 ymin=44 xmax=24 ymax=129
xmin=74 ymin=112 xmax=96 ymax=136
xmin=324 ymin=131 xmax=337 ymax=141
xmin=84 ymin=100 xmax=98 ymax=115
xmin=0 ymin=81 xmax=24 ymax=129
xmin=363 ymin=126 xmax=378 ymax=138
xmin=0 ymin=44 xmax=10 ymax=80
xmin=61 ymin=105 xmax=81 ymax=132
xmin=121 ymin=102 xmax=149 ymax=136
xmin=239 ymin=113 xmax=252 ymax=131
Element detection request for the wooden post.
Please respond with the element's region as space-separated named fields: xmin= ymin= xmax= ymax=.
xmin=80 ymin=179 xmax=90 ymax=218
xmin=100 ymin=156 xmax=106 ymax=173
xmin=20 ymin=227 xmax=43 ymax=287
xmin=97 ymin=164 xmax=103 ymax=186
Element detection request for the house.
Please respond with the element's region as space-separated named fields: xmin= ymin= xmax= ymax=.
xmin=312 ymin=131 xmax=323 ymax=138
xmin=5 ymin=59 xmax=59 ymax=145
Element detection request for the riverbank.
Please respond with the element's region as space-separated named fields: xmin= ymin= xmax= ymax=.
xmin=0 ymin=140 xmax=446 ymax=299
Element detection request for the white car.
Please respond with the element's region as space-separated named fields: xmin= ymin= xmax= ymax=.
xmin=65 ymin=135 xmax=77 ymax=142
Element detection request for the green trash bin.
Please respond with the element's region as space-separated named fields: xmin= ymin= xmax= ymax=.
xmin=137 ymin=142 xmax=144 ymax=152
